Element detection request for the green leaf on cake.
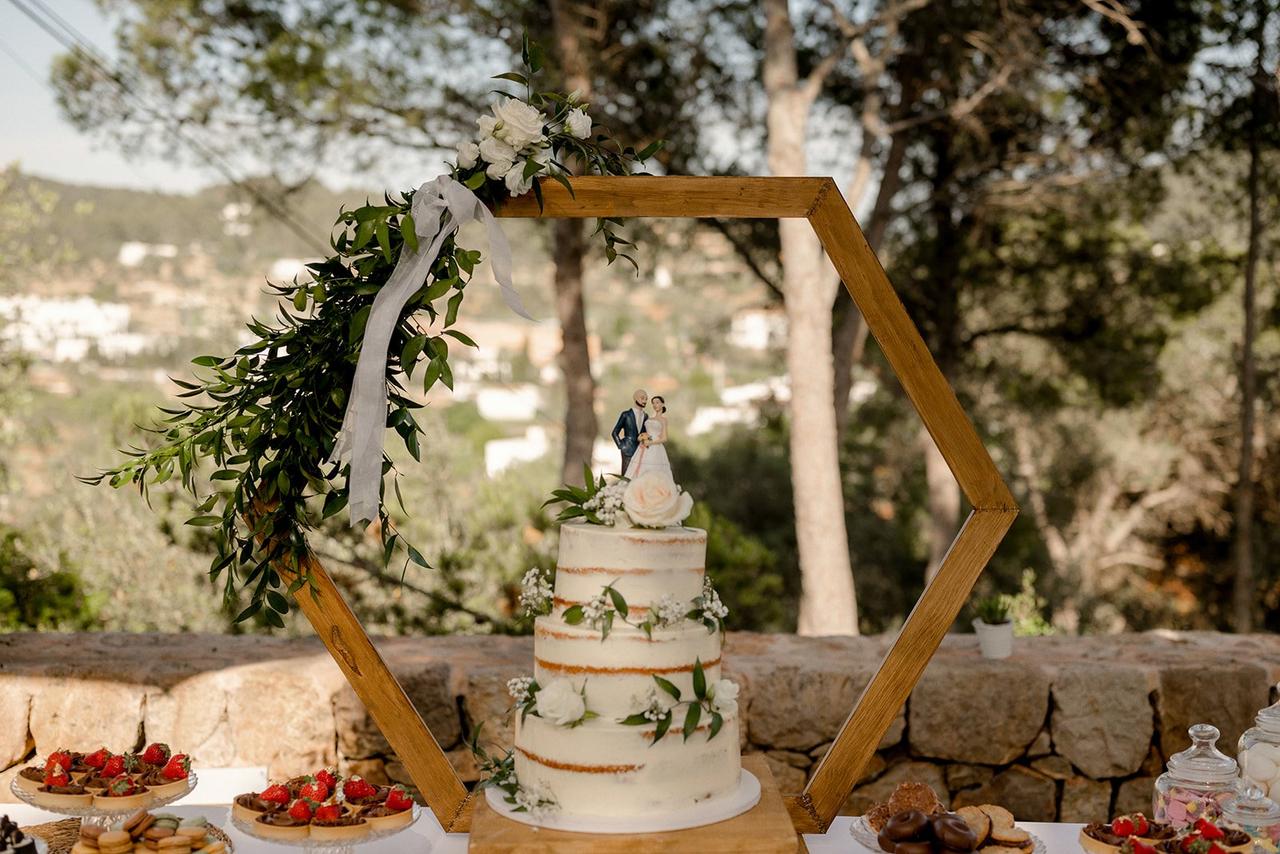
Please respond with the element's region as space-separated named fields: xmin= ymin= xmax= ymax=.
xmin=607 ymin=586 xmax=628 ymax=616
xmin=709 ymin=711 xmax=724 ymax=741
xmin=652 ymin=711 xmax=672 ymax=745
xmin=692 ymin=658 xmax=706 ymax=700
xmin=682 ymin=702 xmax=701 ymax=742
xmin=601 ymin=609 xmax=614 ymax=640
xmin=563 ymin=604 xmax=585 ymax=625
xmin=654 ymin=675 xmax=681 ymax=701
xmin=619 ymin=713 xmax=650 ymax=725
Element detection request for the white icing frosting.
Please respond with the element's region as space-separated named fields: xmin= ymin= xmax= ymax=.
xmin=514 ymin=711 xmax=741 ymax=818
xmin=510 ymin=524 xmax=742 ymax=819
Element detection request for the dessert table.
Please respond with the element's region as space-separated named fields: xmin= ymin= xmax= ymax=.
xmin=2 ymin=797 xmax=1084 ymax=853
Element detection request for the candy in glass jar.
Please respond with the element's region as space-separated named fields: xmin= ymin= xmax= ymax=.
xmin=1153 ymin=723 xmax=1240 ymax=828
xmin=1222 ymin=783 xmax=1280 ymax=852
xmin=1239 ymin=690 xmax=1280 ymax=803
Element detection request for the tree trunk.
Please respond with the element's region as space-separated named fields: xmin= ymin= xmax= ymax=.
xmin=921 ymin=424 xmax=961 ymax=583
xmin=549 ymin=0 xmax=599 ymax=484
xmin=764 ymin=0 xmax=858 ymax=635
xmin=552 ymin=219 xmax=598 ymax=483
xmin=1231 ymin=2 xmax=1267 ymax=632
xmin=833 ymin=133 xmax=907 ymax=435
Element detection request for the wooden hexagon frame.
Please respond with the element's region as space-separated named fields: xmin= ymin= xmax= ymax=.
xmin=283 ymin=176 xmax=1018 ymax=840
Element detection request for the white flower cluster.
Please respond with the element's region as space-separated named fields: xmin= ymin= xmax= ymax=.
xmin=582 ymin=481 xmax=627 ymax=526
xmin=581 ymin=590 xmax=610 ymax=628
xmin=455 ymin=97 xmax=593 ymax=197
xmin=698 ymin=577 xmax=729 ymax=622
xmin=518 ymin=567 xmax=552 ymax=617
xmin=651 ymin=593 xmax=687 ymax=628
xmin=507 ymin=676 xmax=534 ymax=705
xmin=636 ymin=686 xmax=675 ymax=721
xmin=513 ymin=779 xmax=557 ymax=819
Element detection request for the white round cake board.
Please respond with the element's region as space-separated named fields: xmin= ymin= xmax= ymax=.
xmin=484 ymin=769 xmax=761 ymax=834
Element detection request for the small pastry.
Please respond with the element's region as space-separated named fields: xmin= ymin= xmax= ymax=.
xmin=13 ymin=766 xmax=45 ymax=794
xmin=232 ymin=783 xmax=290 ymax=822
xmin=32 ymin=765 xmax=92 ymax=809
xmin=148 ymin=754 xmax=192 ymax=799
xmin=95 ymin=830 xmax=134 ymax=854
xmin=92 ymin=775 xmax=152 ymax=811
xmin=955 ymin=806 xmax=991 ymax=844
xmin=341 ymin=776 xmax=388 ymax=807
xmin=138 ymin=742 xmax=172 ymax=771
xmin=361 ymin=786 xmax=416 ymax=831
xmin=123 ymin=808 xmax=157 ymax=837
xmin=156 ymin=836 xmax=192 ymax=854
xmin=310 ymin=803 xmax=371 ymax=842
xmin=253 ymin=800 xmax=313 ymax=841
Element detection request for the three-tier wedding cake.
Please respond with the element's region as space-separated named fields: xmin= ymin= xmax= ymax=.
xmin=502 ymin=470 xmax=742 ymax=823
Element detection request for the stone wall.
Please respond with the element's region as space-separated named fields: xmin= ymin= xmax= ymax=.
xmin=1 ymin=631 xmax=1276 ymax=822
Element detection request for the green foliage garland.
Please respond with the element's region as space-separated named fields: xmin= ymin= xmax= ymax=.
xmin=84 ymin=39 xmax=660 ymax=626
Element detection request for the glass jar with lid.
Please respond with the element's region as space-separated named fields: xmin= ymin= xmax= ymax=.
xmin=1153 ymin=723 xmax=1240 ymax=828
xmin=1239 ymin=692 xmax=1280 ymax=802
xmin=1221 ymin=783 xmax=1280 ymax=849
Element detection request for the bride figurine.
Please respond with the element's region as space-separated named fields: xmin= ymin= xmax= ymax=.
xmin=624 ymin=395 xmax=672 ymax=479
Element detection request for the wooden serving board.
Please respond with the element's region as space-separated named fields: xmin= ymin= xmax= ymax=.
xmin=467 ymin=754 xmax=799 ymax=853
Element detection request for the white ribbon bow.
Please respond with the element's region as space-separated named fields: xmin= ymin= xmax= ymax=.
xmin=332 ymin=174 xmax=532 ymax=526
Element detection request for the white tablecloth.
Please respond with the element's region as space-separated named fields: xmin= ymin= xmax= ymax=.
xmin=1 ymin=801 xmax=1084 ymax=852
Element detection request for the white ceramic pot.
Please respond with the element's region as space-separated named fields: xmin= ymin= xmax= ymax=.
xmin=973 ymin=618 xmax=1013 ymax=659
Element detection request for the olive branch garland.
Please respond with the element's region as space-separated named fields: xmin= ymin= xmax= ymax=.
xmin=81 ymin=40 xmax=662 ymax=626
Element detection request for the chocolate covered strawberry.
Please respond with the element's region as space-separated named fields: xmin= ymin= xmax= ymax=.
xmin=141 ymin=742 xmax=171 ymax=767
xmin=287 ymin=799 xmax=314 ymax=822
xmin=385 ymin=786 xmax=413 ymax=812
xmin=101 ymin=753 xmax=132 ymax=779
xmin=105 ymin=776 xmax=143 ymax=797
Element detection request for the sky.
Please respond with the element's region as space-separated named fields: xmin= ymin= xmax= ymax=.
xmin=0 ymin=0 xmax=217 ymax=191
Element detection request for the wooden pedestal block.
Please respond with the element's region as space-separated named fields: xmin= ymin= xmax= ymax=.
xmin=467 ymin=754 xmax=799 ymax=853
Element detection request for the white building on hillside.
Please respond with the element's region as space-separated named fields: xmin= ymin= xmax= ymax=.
xmin=485 ymin=426 xmax=550 ymax=476
xmin=728 ymin=308 xmax=786 ymax=351
xmin=0 ymin=295 xmax=153 ymax=362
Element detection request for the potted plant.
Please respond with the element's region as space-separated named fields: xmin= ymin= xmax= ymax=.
xmin=972 ymin=595 xmax=1014 ymax=659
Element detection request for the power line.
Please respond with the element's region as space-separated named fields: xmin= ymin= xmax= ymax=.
xmin=5 ymin=0 xmax=330 ymax=255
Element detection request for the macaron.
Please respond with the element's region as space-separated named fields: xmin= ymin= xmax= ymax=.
xmin=96 ymin=830 xmax=133 ymax=854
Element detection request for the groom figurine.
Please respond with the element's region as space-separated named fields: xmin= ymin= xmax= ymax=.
xmin=612 ymin=389 xmax=648 ymax=476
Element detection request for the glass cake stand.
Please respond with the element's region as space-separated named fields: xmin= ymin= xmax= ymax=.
xmin=9 ymin=773 xmax=198 ymax=828
xmin=230 ymin=805 xmax=420 ymax=853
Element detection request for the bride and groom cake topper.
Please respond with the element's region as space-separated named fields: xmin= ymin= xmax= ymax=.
xmin=611 ymin=388 xmax=671 ymax=478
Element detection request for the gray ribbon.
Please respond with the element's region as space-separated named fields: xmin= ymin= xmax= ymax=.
xmin=332 ymin=174 xmax=532 ymax=526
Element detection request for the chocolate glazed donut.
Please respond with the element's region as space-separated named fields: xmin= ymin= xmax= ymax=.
xmin=932 ymin=814 xmax=979 ymax=850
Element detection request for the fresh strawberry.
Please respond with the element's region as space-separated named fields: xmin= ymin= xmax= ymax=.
xmin=1130 ymin=842 xmax=1157 ymax=854
xmin=261 ymin=783 xmax=291 ymax=805
xmin=84 ymin=748 xmax=111 ymax=770
xmin=102 ymin=754 xmax=126 ymax=778
xmin=1132 ymin=814 xmax=1150 ymax=836
xmin=106 ymin=775 xmax=140 ymax=796
xmin=298 ymin=777 xmax=329 ymax=802
xmin=141 ymin=742 xmax=171 ymax=766
xmin=315 ymin=768 xmax=338 ymax=792
xmin=287 ymin=799 xmax=314 ymax=822
xmin=1195 ymin=820 xmax=1225 ymax=841
xmin=342 ymin=777 xmax=377 ymax=801
xmin=1207 ymin=844 xmax=1226 ymax=854
xmin=43 ymin=765 xmax=70 ymax=787
xmin=1112 ymin=816 xmax=1136 ymax=837
xmin=161 ymin=754 xmax=191 ymax=781
xmin=313 ymin=803 xmax=343 ymax=823
xmin=44 ymin=750 xmax=72 ymax=772
xmin=385 ymin=786 xmax=413 ymax=812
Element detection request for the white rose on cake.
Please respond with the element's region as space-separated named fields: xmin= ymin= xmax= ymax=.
xmin=709 ymin=678 xmax=739 ymax=716
xmin=535 ymin=678 xmax=586 ymax=726
xmin=491 ymin=97 xmax=546 ymax=148
xmin=622 ymin=471 xmax=694 ymax=528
